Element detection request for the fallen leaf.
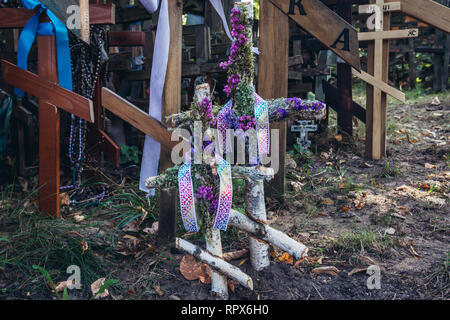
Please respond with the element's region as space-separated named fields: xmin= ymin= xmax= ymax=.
xmin=73 ymin=215 xmax=85 ymax=223
xmin=223 ymin=249 xmax=248 ymax=261
xmin=395 ymin=185 xmax=409 ymax=191
xmin=320 ymin=198 xmax=334 ymax=205
xmin=311 ymin=266 xmax=340 ymax=276
xmin=307 ymin=256 xmax=323 ymax=264
xmin=385 ymin=227 xmax=396 ymax=235
xmin=353 ymin=200 xmax=366 ymax=210
xmin=269 ymin=246 xmax=278 ymax=259
xmin=361 ymin=162 xmax=373 ymax=168
xmin=398 ymin=206 xmax=409 ymax=214
xmin=407 ymin=241 xmax=421 ymax=259
xmin=227 ymin=280 xmax=236 ymax=293
xmin=339 ymin=180 xmax=346 ymax=189
xmin=137 ymin=206 xmax=148 ymax=224
xmin=424 ymin=163 xmax=436 ymax=169
xmin=348 ymin=267 xmax=367 ymax=276
xmin=153 ymin=285 xmax=164 ymax=297
xmin=334 ymin=134 xmax=343 ymax=142
xmin=91 ymin=278 xmax=109 ymax=299
xmin=198 ymin=264 xmax=211 ymax=284
xmin=54 ymin=281 xmax=69 ymax=293
xmin=294 ymin=257 xmax=305 ymax=267
xmin=238 ymin=259 xmax=247 ymax=266
xmin=430 ymin=96 xmax=441 ymax=105
xmin=179 ymin=255 xmax=210 ymax=283
xmin=60 ymin=193 xmax=71 ymax=207
xmin=278 ymin=252 xmax=293 ymax=264
xmin=80 ymin=241 xmax=89 ymax=254
xmin=341 ymin=205 xmax=350 ymax=212
xmin=143 ymin=221 xmax=159 ymax=235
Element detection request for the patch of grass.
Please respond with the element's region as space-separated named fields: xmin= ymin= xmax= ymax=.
xmin=330 ymin=227 xmax=393 ymax=255
xmin=0 ymin=185 xmax=113 ymax=299
xmin=379 ymin=158 xmax=403 ymax=178
xmin=424 ymin=252 xmax=449 ymax=299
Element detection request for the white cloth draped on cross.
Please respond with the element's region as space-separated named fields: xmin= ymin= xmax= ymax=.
xmin=138 ymin=0 xmax=235 ymax=193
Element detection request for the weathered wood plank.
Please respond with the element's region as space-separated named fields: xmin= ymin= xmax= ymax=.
xmin=108 ymin=31 xmax=146 ymax=47
xmin=358 ymin=28 xmax=418 ymax=41
xmin=322 ymin=80 xmax=366 ymax=123
xmin=387 ymin=0 xmax=450 ymax=33
xmin=159 ymin=0 xmax=183 ymax=241
xmin=352 ymin=68 xmax=405 ymax=102
xmin=101 ymin=88 xmax=176 ymax=150
xmin=269 ymin=0 xmax=361 ymax=71
xmin=1 ymin=59 xmax=94 ymax=122
xmin=259 ymin=0 xmax=289 ymax=196
xmin=0 ymin=4 xmax=115 ymax=29
xmin=37 ymin=36 xmax=60 ymax=217
xmin=359 ymin=1 xmax=401 ymax=12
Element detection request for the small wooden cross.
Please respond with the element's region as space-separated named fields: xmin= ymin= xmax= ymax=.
xmin=356 ymin=0 xmax=418 ymax=160
xmin=0 ymin=2 xmax=115 ymax=217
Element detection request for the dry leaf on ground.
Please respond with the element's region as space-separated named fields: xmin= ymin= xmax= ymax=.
xmin=278 ymin=252 xmax=293 ymax=264
xmin=60 ymin=193 xmax=71 ymax=207
xmin=311 ymin=266 xmax=340 ymax=276
xmin=80 ymin=241 xmax=89 ymax=254
xmin=153 ymin=285 xmax=164 ymax=297
xmin=228 ymin=280 xmax=236 ymax=293
xmin=179 ymin=255 xmax=210 ymax=284
xmin=320 ymin=198 xmax=334 ymax=205
xmin=425 ymin=163 xmax=436 ymax=169
xmin=91 ymin=278 xmax=109 ymax=299
xmin=223 ymin=249 xmax=248 ymax=261
xmin=143 ymin=221 xmax=159 ymax=235
xmin=348 ymin=268 xmax=367 ymax=276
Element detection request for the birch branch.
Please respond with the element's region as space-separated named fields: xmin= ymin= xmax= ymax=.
xmin=228 ymin=209 xmax=308 ymax=260
xmin=176 ymin=237 xmax=254 ymax=290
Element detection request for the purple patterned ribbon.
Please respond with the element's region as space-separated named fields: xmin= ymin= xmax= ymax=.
xmin=213 ymin=156 xmax=233 ymax=231
xmin=254 ymin=93 xmax=270 ymax=155
xmin=178 ymin=163 xmax=198 ymax=232
xmin=178 ymin=156 xmax=233 ymax=232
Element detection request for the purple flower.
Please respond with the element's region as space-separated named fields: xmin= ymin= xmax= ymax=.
xmin=209 ymin=198 xmax=219 ymax=215
xmin=195 ymin=185 xmax=214 ymax=201
xmin=277 ymin=108 xmax=287 ymax=119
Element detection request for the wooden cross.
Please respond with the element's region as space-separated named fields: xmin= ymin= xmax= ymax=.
xmin=356 ymin=0 xmax=419 ymax=160
xmin=86 ymin=0 xmax=147 ymax=168
xmin=259 ymin=0 xmax=361 ymax=194
xmin=0 ymin=2 xmax=115 ymax=217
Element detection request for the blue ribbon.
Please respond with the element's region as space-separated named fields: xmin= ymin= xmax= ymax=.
xmin=15 ymin=0 xmax=72 ymax=96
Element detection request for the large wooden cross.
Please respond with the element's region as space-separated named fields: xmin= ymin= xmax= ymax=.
xmin=0 ymin=2 xmax=115 ymax=217
xmin=356 ymin=0 xmax=418 ymax=160
xmin=259 ymin=0 xmax=361 ymax=194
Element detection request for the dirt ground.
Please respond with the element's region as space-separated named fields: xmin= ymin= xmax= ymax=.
xmin=0 ymin=93 xmax=448 ymax=300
